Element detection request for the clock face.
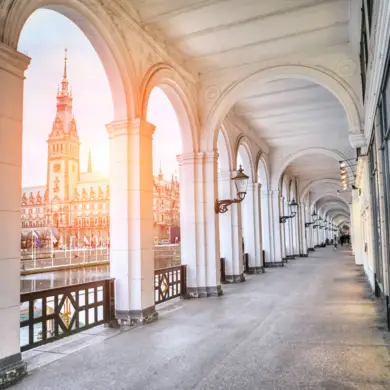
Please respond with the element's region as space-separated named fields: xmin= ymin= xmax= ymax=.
xmin=53 ymin=164 xmax=61 ymax=172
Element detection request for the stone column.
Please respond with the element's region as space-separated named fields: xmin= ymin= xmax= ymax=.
xmin=254 ymin=183 xmax=264 ymax=271
xmin=218 ymin=171 xmax=243 ymax=282
xmin=293 ymin=207 xmax=300 ymax=256
xmin=260 ymin=190 xmax=271 ymax=264
xmin=0 ymin=43 xmax=30 ymax=385
xmin=287 ymin=216 xmax=293 ymax=257
xmin=177 ymin=153 xmax=205 ymax=294
xmin=204 ymin=152 xmax=223 ymax=296
xmin=107 ymin=119 xmax=157 ymax=324
xmin=270 ymin=191 xmax=283 ymax=265
xmin=243 ymin=183 xmax=261 ymax=273
xmin=178 ymin=152 xmax=222 ymax=296
xmin=280 ymin=197 xmax=287 ymax=260
xmin=300 ymin=203 xmax=308 ymax=256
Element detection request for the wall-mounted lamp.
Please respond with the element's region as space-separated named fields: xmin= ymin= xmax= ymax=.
xmin=305 ymin=211 xmax=318 ymax=228
xmin=215 ymin=165 xmax=249 ymax=213
xmin=280 ymin=199 xmax=298 ymax=223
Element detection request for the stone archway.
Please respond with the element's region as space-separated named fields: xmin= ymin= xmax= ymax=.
xmin=204 ymin=64 xmax=363 ymax=152
xmin=5 ymin=1 xmax=136 ymax=120
xmin=140 ymin=63 xmax=199 ymax=154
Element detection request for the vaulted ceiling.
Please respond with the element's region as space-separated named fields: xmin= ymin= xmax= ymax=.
xmin=133 ymin=0 xmax=353 ymax=74
xmin=131 ymin=0 xmax=357 ymax=222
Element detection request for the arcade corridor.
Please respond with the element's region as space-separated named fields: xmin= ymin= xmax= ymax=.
xmin=15 ymin=248 xmax=390 ymax=390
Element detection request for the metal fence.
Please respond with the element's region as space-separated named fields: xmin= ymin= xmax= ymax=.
xmin=154 ymin=265 xmax=186 ymax=304
xmin=20 ymin=278 xmax=115 ymax=351
xmin=21 ymin=248 xmax=110 ymax=272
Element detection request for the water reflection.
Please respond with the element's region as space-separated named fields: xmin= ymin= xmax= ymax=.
xmin=20 ymin=266 xmax=110 ymax=294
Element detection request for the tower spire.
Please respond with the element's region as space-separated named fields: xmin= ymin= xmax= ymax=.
xmin=88 ymin=149 xmax=93 ymax=173
xmin=63 ymin=48 xmax=68 ymax=80
xmin=60 ymin=48 xmax=69 ymax=95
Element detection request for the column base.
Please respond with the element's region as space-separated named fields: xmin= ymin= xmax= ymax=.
xmin=246 ymin=267 xmax=265 ymax=274
xmin=282 ymin=258 xmax=288 ymax=263
xmin=0 ymin=353 xmax=27 ymax=389
xmin=264 ymin=261 xmax=284 ymax=268
xmin=185 ymin=285 xmax=223 ymax=298
xmin=116 ymin=305 xmax=158 ymax=326
xmin=308 ymin=248 xmax=315 ymax=252
xmin=286 ymin=255 xmax=295 ymax=260
xmin=225 ymin=274 xmax=246 ymax=283
xmin=299 ymin=254 xmax=309 ymax=257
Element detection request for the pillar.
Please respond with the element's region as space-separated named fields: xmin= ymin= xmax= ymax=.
xmin=299 ymin=203 xmax=308 ymax=256
xmin=218 ymin=171 xmax=243 ymax=282
xmin=244 ymin=183 xmax=262 ymax=273
xmin=254 ymin=183 xmax=264 ymax=271
xmin=280 ymin=197 xmax=287 ymax=260
xmin=0 ymin=43 xmax=30 ymax=385
xmin=308 ymin=225 xmax=314 ymax=251
xmin=270 ymin=191 xmax=284 ymax=265
xmin=107 ymin=119 xmax=158 ymax=324
xmin=260 ymin=190 xmax=271 ymax=264
xmin=204 ymin=152 xmax=223 ymax=295
xmin=178 ymin=152 xmax=222 ymax=297
xmin=177 ymin=153 xmax=204 ymax=292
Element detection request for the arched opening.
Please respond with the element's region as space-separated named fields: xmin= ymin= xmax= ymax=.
xmin=14 ymin=6 xmax=128 ymax=350
xmin=145 ymin=86 xmax=182 ymax=269
xmin=19 ymin=7 xmax=114 ymax=256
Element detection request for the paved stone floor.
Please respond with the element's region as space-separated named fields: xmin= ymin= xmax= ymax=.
xmin=15 ymin=247 xmax=390 ymax=389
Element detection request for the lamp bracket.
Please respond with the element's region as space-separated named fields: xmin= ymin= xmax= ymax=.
xmin=215 ymin=198 xmax=241 ymax=214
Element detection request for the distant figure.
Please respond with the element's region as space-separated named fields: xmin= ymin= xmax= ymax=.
xmin=333 ymin=234 xmax=338 ymax=251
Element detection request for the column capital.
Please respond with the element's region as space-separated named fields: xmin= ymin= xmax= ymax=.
xmin=176 ymin=152 xmax=204 ymax=166
xmin=106 ymin=119 xmax=155 ymax=140
xmin=176 ymin=151 xmax=218 ymax=166
xmin=0 ymin=42 xmax=30 ymax=78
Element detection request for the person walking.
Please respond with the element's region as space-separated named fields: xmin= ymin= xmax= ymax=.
xmin=333 ymin=234 xmax=338 ymax=250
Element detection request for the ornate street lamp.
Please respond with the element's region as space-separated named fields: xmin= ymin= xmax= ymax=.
xmin=215 ymin=165 xmax=249 ymax=213
xmin=280 ymin=198 xmax=298 ymax=223
xmin=305 ymin=210 xmax=318 ymax=228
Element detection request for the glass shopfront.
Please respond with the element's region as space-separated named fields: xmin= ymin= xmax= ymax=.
xmin=368 ymin=133 xmax=383 ymax=294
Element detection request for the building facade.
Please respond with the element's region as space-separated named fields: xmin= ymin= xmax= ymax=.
xmin=20 ymin=53 xmax=180 ymax=249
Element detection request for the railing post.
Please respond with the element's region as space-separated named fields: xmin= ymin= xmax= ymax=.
xmin=220 ymin=258 xmax=226 ymax=283
xmin=105 ymin=279 xmax=118 ymax=328
xmin=181 ymin=265 xmax=187 ymax=297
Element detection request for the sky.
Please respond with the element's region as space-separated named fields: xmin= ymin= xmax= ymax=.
xmin=18 ymin=9 xmax=182 ymax=187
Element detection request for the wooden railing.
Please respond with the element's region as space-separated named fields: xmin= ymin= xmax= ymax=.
xmin=154 ymin=265 xmax=187 ymax=304
xmin=20 ymin=279 xmax=115 ymax=352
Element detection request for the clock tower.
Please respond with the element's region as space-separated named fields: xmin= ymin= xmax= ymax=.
xmin=47 ymin=49 xmax=80 ymax=203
